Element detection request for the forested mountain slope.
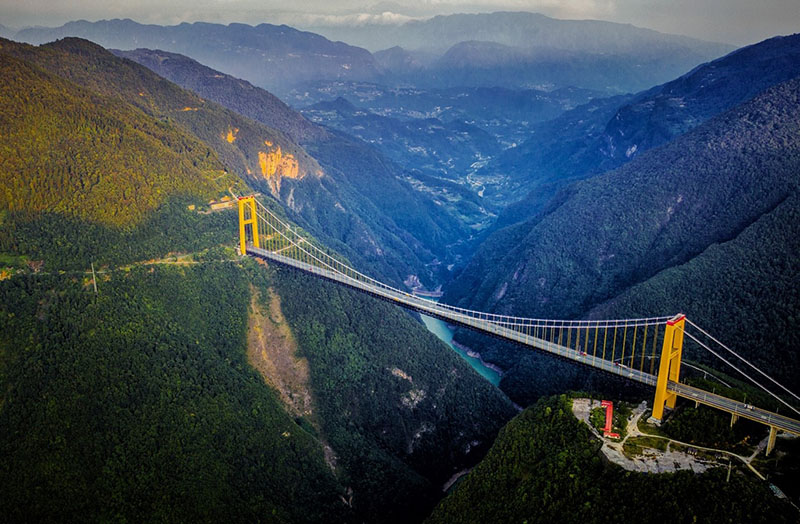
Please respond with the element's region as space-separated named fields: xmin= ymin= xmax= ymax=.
xmin=444 ymin=76 xmax=800 ymax=394
xmin=113 ymin=48 xmax=327 ymax=145
xmin=0 ymin=36 xmax=516 ymax=523
xmin=0 ymin=265 xmax=351 ymax=523
xmin=0 ymin=46 xmax=243 ymax=268
xmin=2 ymin=37 xmax=467 ymax=286
xmin=114 ymin=45 xmax=472 ymax=285
xmin=0 ymin=259 xmax=516 ymax=522
xmin=492 ymin=33 xmax=800 ymax=227
xmin=2 ymin=37 xmax=321 ymax=190
xmin=269 ymin=266 xmax=517 ymax=522
xmin=15 ymin=19 xmax=380 ymax=96
xmin=426 ymin=396 xmax=794 ymax=523
xmin=0 ymin=51 xmax=232 ymax=226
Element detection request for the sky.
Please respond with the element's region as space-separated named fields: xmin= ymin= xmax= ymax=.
xmin=1 ymin=0 xmax=798 ymax=46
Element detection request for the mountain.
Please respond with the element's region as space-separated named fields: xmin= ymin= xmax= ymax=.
xmin=0 ymin=40 xmax=248 ymax=269
xmin=111 ymin=45 xmax=472 ymax=285
xmin=113 ymin=48 xmax=327 ymax=145
xmin=0 ymin=24 xmax=14 ymax=39
xmin=284 ymin=81 xmax=598 ymax=149
xmin=0 ymin=264 xmax=358 ymax=523
xmin=482 ymin=93 xmax=632 ymax=223
xmin=490 ymin=33 xmax=800 ymax=227
xmin=0 ymin=37 xmax=516 ymax=522
xmin=0 ymin=49 xmax=230 ymax=227
xmin=0 ymin=258 xmax=517 ymax=522
xmin=268 ymin=266 xmax=517 ymax=522
xmin=4 ymin=37 xmax=471 ymax=287
xmin=417 ymin=39 xmax=703 ymax=93
xmin=14 ymin=19 xmax=381 ymax=96
xmin=426 ymin=395 xmax=795 ymax=523
xmin=373 ymin=46 xmax=429 ymax=75
xmin=443 ymin=76 xmax=800 ymax=396
xmin=311 ymin=11 xmax=732 ymax=92
xmin=310 ymin=11 xmax=732 ymax=55
xmin=2 ymin=37 xmax=322 ymax=192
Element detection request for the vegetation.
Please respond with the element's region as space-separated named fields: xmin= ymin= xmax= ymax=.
xmin=117 ymin=42 xmax=474 ymax=287
xmin=426 ymin=395 xmax=795 ymax=524
xmin=0 ymin=39 xmax=262 ymax=272
xmin=623 ymin=436 xmax=669 ymax=458
xmin=659 ymin=405 xmax=766 ymax=455
xmin=3 ymin=22 xmax=799 ymax=524
xmin=1 ymin=35 xmax=520 ymax=523
xmin=0 ymin=264 xmax=351 ymax=523
xmin=752 ymin=436 xmax=800 ymax=502
xmin=114 ymin=48 xmax=327 ymax=145
xmin=0 ymin=50 xmax=237 ymax=228
xmin=268 ymin=265 xmax=517 ymax=523
xmin=0 ymin=257 xmax=518 ymax=523
xmin=589 ymin=401 xmax=630 ymax=439
xmin=446 ymin=76 xmax=800 ymax=396
xmin=0 ymin=37 xmax=322 ymax=192
xmin=491 ymin=33 xmax=800 ymax=227
xmin=0 ymin=199 xmax=238 ymax=270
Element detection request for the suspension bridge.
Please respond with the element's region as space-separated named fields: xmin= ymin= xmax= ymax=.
xmin=237 ymin=196 xmax=800 ymax=454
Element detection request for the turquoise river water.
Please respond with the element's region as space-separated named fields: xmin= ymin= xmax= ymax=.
xmin=419 ymin=313 xmax=501 ymax=386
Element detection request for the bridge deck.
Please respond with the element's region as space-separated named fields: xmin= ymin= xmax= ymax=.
xmin=248 ymin=246 xmax=800 ymax=436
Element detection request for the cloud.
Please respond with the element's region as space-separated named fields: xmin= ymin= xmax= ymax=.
xmin=285 ymin=11 xmax=417 ymax=27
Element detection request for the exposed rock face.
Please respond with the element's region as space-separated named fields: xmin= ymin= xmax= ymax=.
xmin=257 ymin=142 xmax=301 ymax=192
xmin=247 ymin=286 xmax=313 ymax=419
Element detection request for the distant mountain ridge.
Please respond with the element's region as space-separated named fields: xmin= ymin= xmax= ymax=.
xmin=0 ymin=24 xmax=14 ymax=39
xmin=13 ymin=13 xmax=734 ymax=96
xmin=491 ymin=33 xmax=800 ymax=227
xmin=310 ymin=11 xmax=732 ymax=92
xmin=15 ymin=19 xmax=381 ymax=96
xmin=420 ymin=39 xmax=688 ymax=92
xmin=354 ymin=12 xmax=734 ymax=94
xmin=310 ymin=11 xmax=733 ymax=55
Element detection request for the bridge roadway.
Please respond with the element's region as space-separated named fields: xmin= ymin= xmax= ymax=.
xmin=248 ymin=246 xmax=800 ymax=436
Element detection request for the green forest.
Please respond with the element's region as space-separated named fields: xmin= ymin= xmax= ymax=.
xmin=0 ymin=264 xmax=350 ymax=522
xmin=0 ymin=37 xmax=515 ymax=522
xmin=426 ymin=395 xmax=796 ymax=524
xmin=0 ymin=256 xmax=518 ymax=522
xmin=0 ymin=51 xmax=236 ymax=227
xmin=265 ymin=265 xmax=517 ymax=522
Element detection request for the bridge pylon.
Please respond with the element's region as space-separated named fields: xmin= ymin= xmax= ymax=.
xmin=238 ymin=196 xmax=259 ymax=255
xmin=649 ymin=314 xmax=686 ymax=424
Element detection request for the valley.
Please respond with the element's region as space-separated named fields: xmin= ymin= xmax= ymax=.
xmin=2 ymin=5 xmax=800 ymax=523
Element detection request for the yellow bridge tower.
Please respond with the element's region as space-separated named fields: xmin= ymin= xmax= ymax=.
xmin=238 ymin=196 xmax=259 ymax=255
xmin=650 ymin=314 xmax=686 ymax=423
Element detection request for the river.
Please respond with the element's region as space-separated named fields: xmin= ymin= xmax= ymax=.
xmin=420 ymin=313 xmax=502 ymax=386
